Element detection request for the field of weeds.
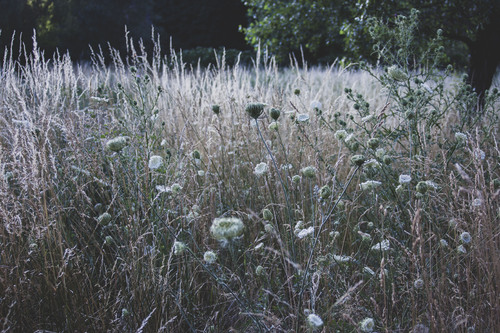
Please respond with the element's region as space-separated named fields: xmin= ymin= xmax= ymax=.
xmin=0 ymin=33 xmax=499 ymax=332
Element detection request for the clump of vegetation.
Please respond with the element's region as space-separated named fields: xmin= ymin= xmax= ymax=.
xmin=0 ymin=12 xmax=499 ymax=332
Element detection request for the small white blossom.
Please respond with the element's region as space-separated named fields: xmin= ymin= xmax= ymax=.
xmin=371 ymin=239 xmax=390 ymax=251
xmin=307 ymin=313 xmax=323 ymax=328
xmin=254 ymin=162 xmax=269 ymax=176
xmin=414 ymin=278 xmax=424 ymax=289
xmin=106 ymin=136 xmax=129 ymax=152
xmin=363 ymin=266 xmax=375 ymax=275
xmin=203 ymin=250 xmax=217 ymax=264
xmin=310 ymin=100 xmax=322 ymax=110
xmin=296 ymin=113 xmax=310 ymax=123
xmin=297 ymin=226 xmax=315 ymax=239
xmin=361 ymin=114 xmax=374 ymax=123
xmin=335 ymin=129 xmax=348 ymax=141
xmin=333 ymin=254 xmax=352 ymax=263
xmin=472 ymin=198 xmax=482 ymax=206
xmin=455 ymin=132 xmax=467 ymax=144
xmin=173 ymin=241 xmax=187 ymax=255
xmin=360 ymin=317 xmax=375 ymax=332
xmin=364 ymin=159 xmax=381 ymax=169
xmin=360 ymin=180 xmax=382 ymax=191
xmin=474 ymin=149 xmax=485 ymax=160
xmin=460 ymin=231 xmax=471 ymax=244
xmin=148 ymin=155 xmax=164 ymax=170
xmin=399 ymin=174 xmax=412 ymax=184
xmin=440 ymin=239 xmax=449 ymax=247
xmin=457 ymin=245 xmax=467 ymax=254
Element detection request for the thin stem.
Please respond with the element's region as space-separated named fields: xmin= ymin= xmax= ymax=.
xmin=254 ymin=118 xmax=295 ymax=258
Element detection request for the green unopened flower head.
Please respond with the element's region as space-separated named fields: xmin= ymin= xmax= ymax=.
xmin=351 ymin=155 xmax=366 ymax=166
xmin=292 ymin=175 xmax=301 ymax=184
xmin=97 ymin=212 xmax=112 ymax=224
xmin=262 ymin=208 xmax=273 ymax=221
xmin=387 ymin=65 xmax=408 ymax=81
xmin=455 ymin=132 xmax=467 ymax=145
xmin=212 ymin=104 xmax=220 ymax=115
xmin=319 ymin=185 xmax=332 ymax=199
xmin=416 ymin=181 xmax=428 ymax=194
xmin=301 ymin=166 xmax=317 ymax=178
xmin=106 ymin=136 xmax=130 ymax=152
xmin=210 ymin=217 xmax=245 ymax=241
xmin=367 ymin=138 xmax=380 ymax=149
xmin=269 ymin=107 xmax=281 ymax=121
xmin=192 ymin=150 xmax=201 ymax=160
xmin=246 ymin=103 xmax=266 ymax=119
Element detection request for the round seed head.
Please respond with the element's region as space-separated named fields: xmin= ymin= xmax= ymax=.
xmin=245 ymin=103 xmax=266 ymax=119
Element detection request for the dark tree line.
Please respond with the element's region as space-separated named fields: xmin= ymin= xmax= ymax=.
xmin=0 ymin=0 xmax=249 ymax=60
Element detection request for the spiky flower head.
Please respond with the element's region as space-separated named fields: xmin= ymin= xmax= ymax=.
xmin=360 ymin=317 xmax=375 ymax=332
xmin=262 ymin=208 xmax=273 ymax=221
xmin=106 ymin=136 xmax=130 ymax=152
xmin=254 ymin=162 xmax=269 ymax=176
xmin=319 ymin=185 xmax=332 ymax=199
xmin=210 ymin=217 xmax=245 ymax=241
xmin=351 ymin=155 xmax=366 ymax=166
xmin=245 ymin=103 xmax=266 ymax=119
xmin=307 ymin=313 xmax=324 ymax=329
xmin=269 ymin=107 xmax=281 ymax=121
xmin=203 ymin=250 xmax=217 ymax=264
xmin=148 ymin=155 xmax=164 ymax=170
xmin=301 ymin=166 xmax=317 ymax=178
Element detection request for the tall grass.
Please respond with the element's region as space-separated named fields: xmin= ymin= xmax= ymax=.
xmin=0 ymin=27 xmax=499 ymax=332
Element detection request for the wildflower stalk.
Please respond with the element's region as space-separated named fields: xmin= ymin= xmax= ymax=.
xmin=297 ymin=165 xmax=361 ymax=322
xmin=254 ymin=118 xmax=295 ymax=257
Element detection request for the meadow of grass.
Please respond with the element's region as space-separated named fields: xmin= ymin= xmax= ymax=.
xmin=0 ymin=28 xmax=499 ymax=332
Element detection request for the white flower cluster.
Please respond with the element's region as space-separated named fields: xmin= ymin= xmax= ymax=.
xmin=210 ymin=217 xmax=245 ymax=241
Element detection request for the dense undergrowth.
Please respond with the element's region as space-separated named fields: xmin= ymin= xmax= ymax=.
xmin=1 ymin=13 xmax=499 ymax=333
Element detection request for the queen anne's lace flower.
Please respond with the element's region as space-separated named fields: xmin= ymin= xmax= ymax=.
xmin=360 ymin=317 xmax=375 ymax=332
xmin=307 ymin=313 xmax=323 ymax=328
xmin=149 ymin=155 xmax=164 ymax=170
xmin=210 ymin=217 xmax=245 ymax=241
xmin=254 ymin=162 xmax=269 ymax=176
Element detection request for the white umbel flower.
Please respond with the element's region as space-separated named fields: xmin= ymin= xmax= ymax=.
xmin=148 ymin=155 xmax=164 ymax=170
xmin=399 ymin=174 xmax=412 ymax=184
xmin=360 ymin=180 xmax=382 ymax=191
xmin=296 ymin=226 xmax=315 ymax=239
xmin=307 ymin=313 xmax=323 ymax=328
xmin=360 ymin=317 xmax=375 ymax=332
xmin=203 ymin=251 xmax=217 ymax=264
xmin=371 ymin=239 xmax=390 ymax=251
xmin=310 ymin=100 xmax=322 ymax=110
xmin=254 ymin=162 xmax=269 ymax=176
xmin=210 ymin=217 xmax=245 ymax=241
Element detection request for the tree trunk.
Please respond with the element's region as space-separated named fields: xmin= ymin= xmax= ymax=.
xmin=467 ymin=16 xmax=500 ymax=109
